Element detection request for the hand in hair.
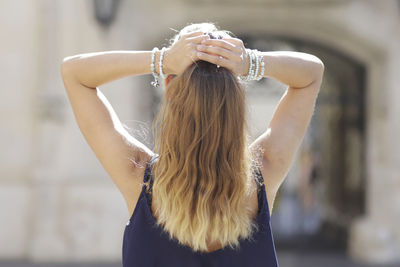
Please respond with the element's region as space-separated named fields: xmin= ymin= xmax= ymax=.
xmin=163 ymin=31 xmax=210 ymax=75
xmin=195 ymin=37 xmax=249 ymax=77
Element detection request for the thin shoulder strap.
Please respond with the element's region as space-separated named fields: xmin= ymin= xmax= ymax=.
xmin=143 ymin=154 xmax=159 ymax=204
xmin=143 ymin=154 xmax=159 ymax=181
xmin=253 ymin=166 xmax=265 ymax=188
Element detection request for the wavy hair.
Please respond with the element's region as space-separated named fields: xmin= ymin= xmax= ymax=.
xmin=149 ymin=22 xmax=261 ymax=253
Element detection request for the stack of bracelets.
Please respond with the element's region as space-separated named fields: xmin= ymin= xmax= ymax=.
xmin=150 ymin=47 xmax=264 ymax=87
xmin=238 ymin=48 xmax=265 ymax=82
xmin=150 ymin=47 xmax=166 ymax=88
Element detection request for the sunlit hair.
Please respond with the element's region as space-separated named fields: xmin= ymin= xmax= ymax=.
xmin=149 ymin=22 xmax=262 ymax=253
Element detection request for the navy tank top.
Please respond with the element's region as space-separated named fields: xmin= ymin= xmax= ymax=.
xmin=122 ymin=154 xmax=279 ymax=267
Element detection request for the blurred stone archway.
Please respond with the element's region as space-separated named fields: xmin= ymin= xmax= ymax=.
xmin=243 ymin=35 xmax=366 ymax=251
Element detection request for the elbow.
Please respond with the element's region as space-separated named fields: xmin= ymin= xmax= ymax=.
xmin=313 ymin=56 xmax=325 ymax=80
xmin=60 ymin=56 xmax=80 ymax=81
xmin=60 ymin=56 xmax=81 ymax=89
xmin=60 ymin=56 xmax=74 ymax=74
xmin=290 ymin=54 xmax=325 ymax=89
xmin=305 ymin=57 xmax=324 ymax=88
xmin=316 ymin=60 xmax=325 ymax=86
xmin=60 ymin=58 xmax=70 ymax=77
xmin=301 ymin=58 xmax=324 ymax=89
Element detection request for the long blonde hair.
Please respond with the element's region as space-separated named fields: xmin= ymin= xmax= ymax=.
xmin=150 ymin=23 xmax=261 ymax=253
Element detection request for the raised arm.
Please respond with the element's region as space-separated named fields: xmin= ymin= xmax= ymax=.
xmin=62 ymin=51 xmax=154 ymax=88
xmin=61 ymin=50 xmax=156 ymax=215
xmin=61 ymin=31 xmax=209 ymax=88
xmin=259 ymin=51 xmax=324 ymax=88
xmin=249 ymin=51 xmax=324 ymax=213
xmin=196 ymin=38 xmax=324 ymax=214
xmin=60 ymin=31 xmax=208 ymax=216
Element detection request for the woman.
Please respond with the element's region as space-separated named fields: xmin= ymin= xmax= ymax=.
xmin=60 ymin=22 xmax=324 ymax=266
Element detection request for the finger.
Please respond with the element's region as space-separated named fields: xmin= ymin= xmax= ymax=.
xmin=201 ymin=39 xmax=237 ymax=51
xmin=222 ymin=37 xmax=244 ymax=46
xmin=221 ymin=37 xmax=245 ymax=52
xmin=186 ymin=34 xmax=210 ymax=44
xmin=196 ymin=44 xmax=239 ymax=62
xmin=197 ymin=51 xmax=232 ymax=69
xmin=182 ymin=31 xmax=206 ymax=39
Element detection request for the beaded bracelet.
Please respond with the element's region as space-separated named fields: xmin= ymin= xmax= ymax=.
xmin=239 ymin=49 xmax=253 ymax=82
xmin=256 ymin=51 xmax=265 ymax=81
xmin=250 ymin=49 xmax=257 ymax=80
xmin=150 ymin=47 xmax=160 ymax=87
xmin=239 ymin=49 xmax=265 ymax=82
xmin=159 ymin=47 xmax=167 ymax=79
xmin=254 ymin=49 xmax=259 ymax=80
xmin=248 ymin=49 xmax=256 ymax=81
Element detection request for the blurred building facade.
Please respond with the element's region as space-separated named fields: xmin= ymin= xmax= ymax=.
xmin=1 ymin=0 xmax=399 ymax=265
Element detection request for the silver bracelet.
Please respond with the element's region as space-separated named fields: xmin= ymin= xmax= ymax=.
xmin=250 ymin=49 xmax=256 ymax=80
xmin=159 ymin=47 xmax=167 ymax=79
xmin=239 ymin=49 xmax=253 ymax=82
xmin=239 ymin=49 xmax=264 ymax=82
xmin=254 ymin=49 xmax=259 ymax=80
xmin=249 ymin=49 xmax=256 ymax=80
xmin=256 ymin=52 xmax=265 ymax=81
xmin=150 ymin=47 xmax=160 ymax=87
